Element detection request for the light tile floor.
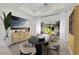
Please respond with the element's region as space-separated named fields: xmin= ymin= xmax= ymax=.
xmin=9 ymin=40 xmax=70 ymax=55
xmin=59 ymin=42 xmax=70 ymax=55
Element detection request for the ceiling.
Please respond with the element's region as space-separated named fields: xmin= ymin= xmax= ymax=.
xmin=0 ymin=3 xmax=76 ymax=17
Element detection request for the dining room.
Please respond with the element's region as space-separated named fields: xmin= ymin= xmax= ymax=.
xmin=0 ymin=3 xmax=75 ymax=55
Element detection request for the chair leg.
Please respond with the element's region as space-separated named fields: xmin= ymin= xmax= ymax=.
xmin=20 ymin=50 xmax=32 ymax=55
xmin=43 ymin=45 xmax=48 ymax=55
xmin=47 ymin=48 xmax=48 ymax=55
xmin=56 ymin=45 xmax=60 ymax=55
xmin=48 ymin=45 xmax=60 ymax=55
xmin=45 ymin=46 xmax=48 ymax=55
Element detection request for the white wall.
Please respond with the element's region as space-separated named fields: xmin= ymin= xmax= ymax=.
xmin=59 ymin=5 xmax=75 ymax=43
xmin=0 ymin=7 xmax=33 ymax=20
xmin=35 ymin=12 xmax=69 ymax=43
xmin=0 ymin=7 xmax=33 ymax=46
xmin=35 ymin=15 xmax=60 ymax=35
xmin=0 ymin=7 xmax=69 ymax=47
xmin=29 ymin=18 xmax=37 ymax=35
xmin=36 ymin=19 xmax=41 ymax=35
xmin=0 ymin=11 xmax=6 ymax=46
xmin=60 ymin=12 xmax=68 ymax=43
xmin=0 ymin=4 xmax=72 ymax=46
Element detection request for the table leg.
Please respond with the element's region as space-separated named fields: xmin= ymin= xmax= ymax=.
xmin=35 ymin=44 xmax=42 ymax=55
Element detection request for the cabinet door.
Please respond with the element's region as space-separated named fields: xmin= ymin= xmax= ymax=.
xmin=23 ymin=32 xmax=27 ymax=40
xmin=73 ymin=6 xmax=79 ymax=37
xmin=19 ymin=32 xmax=25 ymax=41
xmin=75 ymin=38 xmax=79 ymax=54
xmin=68 ymin=34 xmax=75 ymax=54
xmin=11 ymin=33 xmax=19 ymax=43
xmin=26 ymin=32 xmax=31 ymax=40
xmin=73 ymin=6 xmax=79 ymax=54
xmin=11 ymin=32 xmax=31 ymax=44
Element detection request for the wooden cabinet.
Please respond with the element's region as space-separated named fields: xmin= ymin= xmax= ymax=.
xmin=73 ymin=6 xmax=79 ymax=54
xmin=11 ymin=31 xmax=31 ymax=44
xmin=69 ymin=6 xmax=79 ymax=54
xmin=75 ymin=39 xmax=79 ymax=54
xmin=68 ymin=34 xmax=75 ymax=54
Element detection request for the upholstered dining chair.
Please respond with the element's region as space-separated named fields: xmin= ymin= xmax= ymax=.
xmin=47 ymin=36 xmax=60 ymax=55
xmin=19 ymin=42 xmax=36 ymax=55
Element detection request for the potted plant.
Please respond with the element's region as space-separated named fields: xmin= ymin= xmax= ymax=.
xmin=1 ymin=12 xmax=12 ymax=37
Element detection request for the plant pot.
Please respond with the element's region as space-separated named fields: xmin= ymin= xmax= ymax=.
xmin=5 ymin=27 xmax=10 ymax=37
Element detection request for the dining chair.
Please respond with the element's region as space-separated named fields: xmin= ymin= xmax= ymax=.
xmin=47 ymin=36 xmax=60 ymax=55
xmin=19 ymin=42 xmax=36 ymax=55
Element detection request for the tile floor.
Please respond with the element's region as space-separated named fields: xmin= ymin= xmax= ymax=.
xmin=9 ymin=40 xmax=70 ymax=55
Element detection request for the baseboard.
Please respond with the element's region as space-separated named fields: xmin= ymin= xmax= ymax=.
xmin=8 ymin=40 xmax=27 ymax=47
xmin=68 ymin=46 xmax=73 ymax=55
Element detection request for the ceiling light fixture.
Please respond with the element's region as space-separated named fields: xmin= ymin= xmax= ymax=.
xmin=44 ymin=3 xmax=48 ymax=6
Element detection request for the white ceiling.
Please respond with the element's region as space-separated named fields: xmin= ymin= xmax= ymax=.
xmin=0 ymin=3 xmax=76 ymax=17
xmin=19 ymin=3 xmax=76 ymax=17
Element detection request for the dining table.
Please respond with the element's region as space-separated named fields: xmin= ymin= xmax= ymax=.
xmin=28 ymin=34 xmax=52 ymax=55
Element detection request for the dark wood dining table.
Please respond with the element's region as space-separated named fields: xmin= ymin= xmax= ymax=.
xmin=28 ymin=35 xmax=49 ymax=55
